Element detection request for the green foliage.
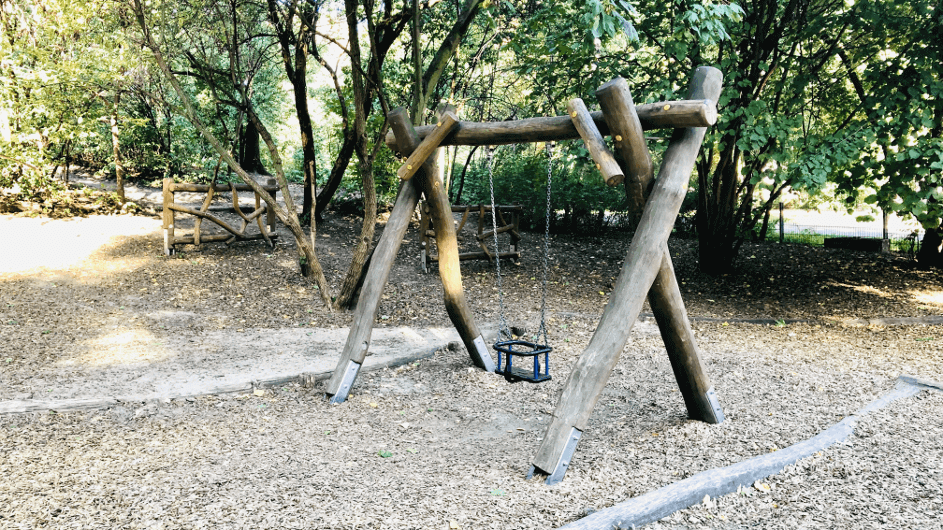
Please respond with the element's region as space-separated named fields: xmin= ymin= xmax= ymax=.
xmin=460 ymin=142 xmax=627 ymax=233
xmin=833 ymin=0 xmax=943 ymax=230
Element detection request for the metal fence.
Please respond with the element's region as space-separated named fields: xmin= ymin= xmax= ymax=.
xmin=770 ymin=216 xmax=924 ymax=255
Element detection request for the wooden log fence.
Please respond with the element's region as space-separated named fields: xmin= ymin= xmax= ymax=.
xmin=162 ymin=178 xmax=278 ymax=256
xmin=419 ymin=203 xmax=522 ymax=273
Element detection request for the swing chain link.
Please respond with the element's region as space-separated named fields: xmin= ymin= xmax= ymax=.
xmin=487 ymin=146 xmax=512 ymax=341
xmin=538 ymin=142 xmax=554 ymax=346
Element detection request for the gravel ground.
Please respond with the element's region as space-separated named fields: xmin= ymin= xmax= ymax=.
xmin=1 ymin=188 xmax=942 ymax=529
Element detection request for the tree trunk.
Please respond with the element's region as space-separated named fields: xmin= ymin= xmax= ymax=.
xmin=239 ymin=119 xmax=267 ymax=175
xmin=111 ymin=91 xmax=125 ymax=202
xmin=917 ymin=226 xmax=943 ymax=269
xmin=334 ymin=155 xmax=378 ymax=309
xmin=315 ymin=131 xmax=355 ymax=220
xmin=292 ymin=70 xmax=317 ymax=221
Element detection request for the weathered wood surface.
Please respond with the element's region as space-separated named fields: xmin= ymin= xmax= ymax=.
xmin=598 ymin=76 xmax=722 ymax=424
xmin=193 ymin=181 xmax=215 ymax=245
xmin=597 ymin=77 xmax=654 ymax=221
xmin=648 ymin=246 xmax=723 ymax=423
xmin=168 ymin=182 xmax=279 ymax=193
xmin=567 ymin=98 xmax=624 ymax=186
xmin=163 ymin=177 xmax=278 ymax=253
xmin=384 ymin=99 xmax=717 ymax=148
xmin=397 ymin=112 xmax=459 ymax=181
xmin=421 ymin=203 xmax=522 ymax=268
xmin=428 ymin=250 xmax=521 ymax=262
xmin=324 ymin=177 xmax=422 ymax=397
xmin=388 ymin=108 xmax=492 ymax=371
xmin=531 ymin=66 xmax=723 ymax=477
xmin=162 ymin=177 xmax=175 ymax=256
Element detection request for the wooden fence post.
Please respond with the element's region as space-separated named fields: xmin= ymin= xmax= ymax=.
xmin=530 ymin=66 xmax=723 ymax=484
xmin=162 ymin=178 xmax=175 ymax=256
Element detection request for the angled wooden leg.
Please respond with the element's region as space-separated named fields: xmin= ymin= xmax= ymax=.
xmin=324 ymin=178 xmax=421 ymax=403
xmin=649 ymin=248 xmax=724 ymax=423
xmin=388 ymin=108 xmax=494 ymax=372
xmin=530 ymin=67 xmax=723 ymax=484
xmin=599 ymin=77 xmax=724 ymax=424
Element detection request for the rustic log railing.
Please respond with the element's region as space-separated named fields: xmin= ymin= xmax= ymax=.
xmin=161 ymin=178 xmax=278 ymax=256
xmin=327 ymin=66 xmax=726 ymax=486
xmin=419 ymin=203 xmax=522 ymax=273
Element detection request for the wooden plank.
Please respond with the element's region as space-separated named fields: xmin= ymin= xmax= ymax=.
xmin=428 ymin=250 xmax=521 ymax=262
xmin=597 ymin=77 xmax=654 ymax=222
xmin=531 ymin=66 xmax=723 ymax=478
xmin=169 ymin=182 xmax=279 ymax=193
xmin=567 ymin=98 xmax=624 ymax=186
xmin=172 ymin=233 xmax=279 ymax=245
xmin=598 ymin=77 xmax=722 ymax=424
xmin=388 ymin=108 xmax=493 ymax=372
xmin=397 ymin=112 xmax=459 ymax=181
xmin=324 ymin=179 xmax=422 ymax=399
xmin=162 ymin=178 xmax=174 ymax=256
xmin=384 ymin=100 xmax=717 ymax=147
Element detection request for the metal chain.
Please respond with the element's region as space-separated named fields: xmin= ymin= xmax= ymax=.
xmin=537 ymin=142 xmax=554 ymax=346
xmin=487 ymin=146 xmax=512 ymax=341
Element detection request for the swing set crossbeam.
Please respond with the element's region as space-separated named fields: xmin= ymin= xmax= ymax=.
xmin=384 ymin=99 xmax=717 ymax=148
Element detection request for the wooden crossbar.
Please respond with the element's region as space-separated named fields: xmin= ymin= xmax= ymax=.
xmin=384 ymin=99 xmax=717 ymax=148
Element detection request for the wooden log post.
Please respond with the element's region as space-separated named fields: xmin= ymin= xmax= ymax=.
xmin=384 ymin=99 xmax=717 ymax=148
xmin=530 ymin=66 xmax=723 ymax=484
xmin=567 ymin=98 xmax=624 ymax=186
xmin=162 ymin=178 xmax=175 ymax=256
xmin=597 ymin=77 xmax=654 ymax=222
xmin=265 ymin=178 xmax=277 ymax=236
xmin=388 ymin=108 xmax=494 ymax=372
xmin=324 ymin=180 xmax=419 ymax=403
xmin=598 ymin=77 xmax=724 ymax=425
xmin=397 ymin=112 xmax=459 ymax=181
xmin=324 ymin=180 xmax=423 ymax=404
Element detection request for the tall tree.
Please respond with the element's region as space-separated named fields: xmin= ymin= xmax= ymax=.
xmin=131 ymin=0 xmax=335 ymax=306
xmin=832 ymin=0 xmax=943 ymax=267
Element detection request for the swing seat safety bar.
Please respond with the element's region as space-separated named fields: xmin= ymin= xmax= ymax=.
xmin=494 ymin=340 xmax=552 ymax=383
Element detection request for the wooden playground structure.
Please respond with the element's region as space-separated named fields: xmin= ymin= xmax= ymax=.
xmin=161 ymin=178 xmax=279 ymax=256
xmin=418 ymin=202 xmax=522 ymax=273
xmin=326 ymin=66 xmax=726 ymax=484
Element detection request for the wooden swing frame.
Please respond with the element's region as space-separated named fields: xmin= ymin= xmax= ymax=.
xmin=324 ymin=66 xmax=726 ymax=485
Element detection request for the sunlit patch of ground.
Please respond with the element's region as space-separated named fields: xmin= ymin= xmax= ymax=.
xmin=0 ymin=215 xmax=161 ymax=274
xmin=911 ymin=289 xmax=943 ymax=309
xmin=58 ymin=327 xmax=176 ymax=367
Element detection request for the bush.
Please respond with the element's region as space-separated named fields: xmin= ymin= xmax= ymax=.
xmin=455 ymin=142 xmax=630 ymax=234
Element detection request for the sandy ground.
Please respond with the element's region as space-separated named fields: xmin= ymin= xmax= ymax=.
xmin=1 ymin=193 xmax=942 ymax=528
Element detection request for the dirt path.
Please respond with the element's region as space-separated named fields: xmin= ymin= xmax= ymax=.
xmin=1 ymin=204 xmax=942 ymax=529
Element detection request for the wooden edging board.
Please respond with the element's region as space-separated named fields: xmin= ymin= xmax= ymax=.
xmin=558 ymin=375 xmax=940 ymax=529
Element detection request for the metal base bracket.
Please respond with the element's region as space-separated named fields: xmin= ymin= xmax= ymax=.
xmin=472 ymin=335 xmax=496 ymax=372
xmin=705 ymin=386 xmax=725 ymax=424
xmin=527 ymin=427 xmax=582 ymax=485
xmin=326 ymin=360 xmax=361 ymax=404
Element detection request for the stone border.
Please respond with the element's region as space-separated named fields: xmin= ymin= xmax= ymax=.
xmin=558 ymin=374 xmax=941 ymax=529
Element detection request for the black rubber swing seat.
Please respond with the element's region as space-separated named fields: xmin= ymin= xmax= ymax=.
xmin=493 ymin=339 xmax=552 ymax=383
